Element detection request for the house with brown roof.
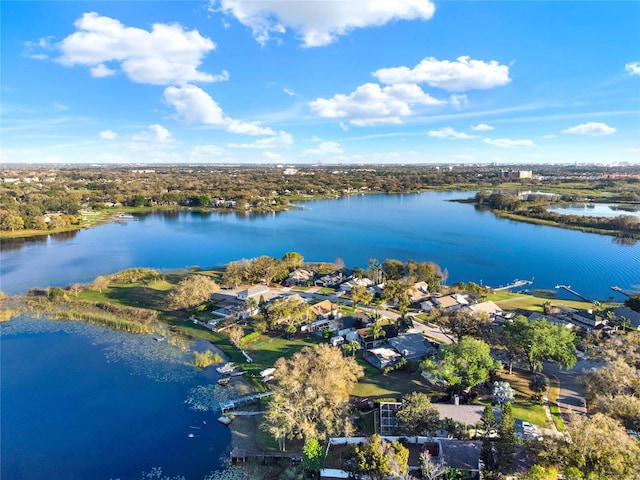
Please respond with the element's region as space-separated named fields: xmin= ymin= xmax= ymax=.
xmin=310 ymin=299 xmax=339 ymax=319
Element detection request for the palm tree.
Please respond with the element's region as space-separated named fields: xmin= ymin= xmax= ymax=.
xmin=370 ymin=322 xmax=386 ymax=342
xmin=341 ymin=340 xmax=361 ymax=357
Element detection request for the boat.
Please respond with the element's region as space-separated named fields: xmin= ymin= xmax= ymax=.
xmin=217 ymin=377 xmax=231 ymax=386
xmin=217 ymin=416 xmax=233 ymax=426
xmin=188 ymin=433 xmax=195 ymax=438
xmin=216 ymin=362 xmax=236 ymax=375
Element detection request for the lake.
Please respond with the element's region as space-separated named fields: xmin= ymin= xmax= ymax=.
xmin=1 ymin=191 xmax=639 ymax=480
xmin=547 ymin=203 xmax=640 ymax=219
xmin=2 ymin=192 xmax=639 ymax=300
xmin=1 ymin=317 xmax=228 ymax=480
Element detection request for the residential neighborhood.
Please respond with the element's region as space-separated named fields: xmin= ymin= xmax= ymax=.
xmin=188 ymin=254 xmax=640 ymax=479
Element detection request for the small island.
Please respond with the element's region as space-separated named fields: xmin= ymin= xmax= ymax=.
xmin=2 ymin=252 xmax=639 ymax=479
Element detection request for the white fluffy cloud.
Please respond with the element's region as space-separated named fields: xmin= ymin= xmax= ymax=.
xmin=561 ymin=122 xmax=617 ymax=136
xmin=483 ymin=138 xmax=534 ymax=148
xmin=164 ymin=84 xmax=226 ymax=125
xmin=212 ymin=0 xmax=435 ymax=47
xmin=163 ymin=84 xmax=274 ymax=135
xmin=57 ymin=12 xmax=222 ymax=85
xmin=99 ymin=129 xmax=117 ymax=140
xmin=471 ymin=123 xmax=494 ymax=131
xmin=228 ymin=131 xmax=293 ymax=149
xmin=309 ymin=82 xmax=444 ymax=126
xmin=428 ymin=127 xmax=478 ymax=140
xmin=227 ymin=120 xmax=275 ymax=136
xmin=303 ymin=141 xmax=343 ymax=155
xmin=625 ymin=62 xmax=640 ymax=75
xmin=132 ymin=124 xmax=173 ymax=143
xmin=373 ymin=56 xmax=511 ymax=92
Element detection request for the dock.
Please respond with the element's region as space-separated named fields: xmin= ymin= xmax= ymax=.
xmin=555 ymin=285 xmax=592 ymax=303
xmin=611 ymin=286 xmax=635 ymax=298
xmin=220 ymin=391 xmax=274 ymax=414
xmin=491 ymin=279 xmax=533 ymax=291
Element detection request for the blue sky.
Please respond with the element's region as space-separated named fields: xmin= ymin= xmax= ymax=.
xmin=2 ymin=1 xmax=639 ymax=165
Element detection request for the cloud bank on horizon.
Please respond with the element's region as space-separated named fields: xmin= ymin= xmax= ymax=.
xmin=2 ymin=0 xmax=639 ymax=165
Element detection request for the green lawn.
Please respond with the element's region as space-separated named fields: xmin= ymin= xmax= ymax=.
xmin=352 ymin=360 xmax=437 ymax=401
xmin=496 ymin=369 xmax=550 ymax=427
xmin=486 ymin=291 xmax=594 ymax=313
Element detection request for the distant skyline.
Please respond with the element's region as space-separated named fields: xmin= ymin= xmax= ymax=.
xmin=2 ymin=1 xmax=639 ymax=165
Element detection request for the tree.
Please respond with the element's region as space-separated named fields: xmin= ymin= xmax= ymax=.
xmin=262 ymin=344 xmax=363 ymax=448
xmin=529 ymin=374 xmax=547 ymax=403
xmin=302 ymin=438 xmax=325 ymax=474
xmin=282 ymin=251 xmax=304 ymax=270
xmin=167 ymin=274 xmax=220 ymax=309
xmin=552 ymin=413 xmax=640 ymax=479
xmin=341 ymin=340 xmax=360 ymax=357
xmin=420 ymin=451 xmax=446 ymax=480
xmin=351 ymin=283 xmax=373 ymax=310
xmin=395 ymin=392 xmax=441 ymax=437
xmin=578 ymin=360 xmax=640 ymax=402
xmin=478 ymin=404 xmax=496 ymax=437
xmin=267 ymin=296 xmax=309 ymax=331
xmin=370 ymin=322 xmax=386 ymax=342
xmin=522 ymin=465 xmax=559 ymax=480
xmin=492 ymin=381 xmax=515 ymax=405
xmin=421 ymin=337 xmax=497 ymax=393
xmin=499 ymin=316 xmax=577 ymax=373
xmin=345 ymin=435 xmax=408 ymax=480
xmin=382 ymin=279 xmax=411 ymax=310
xmin=431 ymin=310 xmax=492 ymax=344
xmin=227 ymin=325 xmax=244 ymax=348
xmin=382 ymin=259 xmax=405 ymax=280
xmin=90 ymin=275 xmax=110 ymax=293
xmin=222 ymin=260 xmax=244 ymax=288
xmin=496 ymin=402 xmax=517 ymax=475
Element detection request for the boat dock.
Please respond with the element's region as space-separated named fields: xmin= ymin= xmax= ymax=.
xmin=220 ymin=391 xmax=274 ymax=414
xmin=492 ymin=279 xmax=533 ymax=291
xmin=611 ymin=286 xmax=634 ymax=298
xmin=555 ymin=285 xmax=592 ymax=303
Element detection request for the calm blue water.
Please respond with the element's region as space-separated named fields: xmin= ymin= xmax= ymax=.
xmin=1 ymin=317 xmax=229 ymax=480
xmin=1 ymin=192 xmax=639 ymax=300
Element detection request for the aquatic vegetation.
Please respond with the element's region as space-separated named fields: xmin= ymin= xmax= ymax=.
xmin=184 ymin=385 xmax=219 ymax=412
xmin=194 ymin=350 xmax=224 ymax=368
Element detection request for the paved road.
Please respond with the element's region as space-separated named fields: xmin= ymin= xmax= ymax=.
xmin=543 ymin=358 xmax=601 ymax=416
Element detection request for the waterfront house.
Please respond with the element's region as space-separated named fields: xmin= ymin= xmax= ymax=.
xmin=339 ymin=277 xmax=373 ymax=292
xmin=407 ymin=281 xmax=430 ymax=304
xmin=286 ymin=268 xmax=316 ymax=286
xmin=467 ymin=301 xmax=503 ymax=319
xmin=571 ymin=309 xmax=604 ymax=328
xmin=613 ymin=306 xmax=640 ymax=330
xmin=433 ymin=294 xmax=468 ymax=311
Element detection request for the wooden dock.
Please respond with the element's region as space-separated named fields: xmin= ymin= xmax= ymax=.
xmin=492 ymin=279 xmax=533 ymax=291
xmin=220 ymin=391 xmax=274 ymax=413
xmin=555 ymin=285 xmax=592 ymax=303
xmin=611 ymin=286 xmax=634 ymax=298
